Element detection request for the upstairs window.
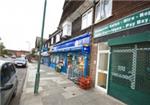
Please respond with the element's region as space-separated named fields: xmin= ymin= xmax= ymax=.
xmin=81 ymin=8 xmax=93 ymax=30
xmin=62 ymin=21 xmax=72 ymax=37
xmin=51 ymin=37 xmax=54 ymax=45
xmin=56 ymin=33 xmax=61 ymax=43
xmin=48 ymin=42 xmax=51 ymax=47
xmin=95 ymin=0 xmax=112 ymax=23
xmin=46 ymin=43 xmax=48 ymax=48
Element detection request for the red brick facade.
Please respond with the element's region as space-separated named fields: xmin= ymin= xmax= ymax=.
xmin=89 ymin=43 xmax=98 ymax=86
xmin=90 ymin=1 xmax=150 ymax=87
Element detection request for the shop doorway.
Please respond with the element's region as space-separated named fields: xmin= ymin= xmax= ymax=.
xmin=108 ymin=42 xmax=150 ymax=105
xmin=59 ymin=53 xmax=67 ymax=73
xmin=67 ymin=52 xmax=84 ymax=83
xmin=95 ymin=43 xmax=110 ymax=92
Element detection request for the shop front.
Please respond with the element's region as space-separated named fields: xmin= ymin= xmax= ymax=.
xmin=49 ymin=52 xmax=67 ymax=73
xmin=93 ymin=8 xmax=150 ymax=105
xmin=49 ymin=53 xmax=59 ymax=69
xmin=41 ymin=51 xmax=49 ymax=66
xmin=108 ymin=33 xmax=150 ymax=105
xmin=51 ymin=33 xmax=90 ymax=81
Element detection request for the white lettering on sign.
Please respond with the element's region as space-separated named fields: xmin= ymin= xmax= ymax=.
xmin=112 ymin=72 xmax=130 ymax=80
xmin=75 ymin=37 xmax=90 ymax=47
xmin=94 ymin=8 xmax=150 ymax=38
xmin=111 ymin=46 xmax=138 ymax=90
xmin=118 ymin=66 xmax=126 ymax=72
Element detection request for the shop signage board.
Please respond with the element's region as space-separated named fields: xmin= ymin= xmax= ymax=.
xmin=94 ymin=8 xmax=150 ymax=38
xmin=42 ymin=47 xmax=48 ymax=52
xmin=53 ymin=33 xmax=90 ymax=52
xmin=82 ymin=46 xmax=90 ymax=54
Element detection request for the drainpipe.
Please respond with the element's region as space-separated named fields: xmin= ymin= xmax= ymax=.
xmin=84 ymin=52 xmax=89 ymax=77
xmin=89 ymin=0 xmax=96 ymax=76
xmin=87 ymin=0 xmax=96 ymax=85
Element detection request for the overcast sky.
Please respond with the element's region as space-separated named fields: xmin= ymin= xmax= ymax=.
xmin=0 ymin=0 xmax=64 ymax=51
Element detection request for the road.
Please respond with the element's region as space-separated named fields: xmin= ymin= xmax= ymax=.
xmin=9 ymin=67 xmax=27 ymax=105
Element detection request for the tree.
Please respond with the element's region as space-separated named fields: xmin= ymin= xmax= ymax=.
xmin=31 ymin=48 xmax=36 ymax=56
xmin=0 ymin=42 xmax=5 ymax=56
xmin=3 ymin=49 xmax=8 ymax=55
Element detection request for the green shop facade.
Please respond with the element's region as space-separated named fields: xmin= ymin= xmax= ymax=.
xmin=94 ymin=8 xmax=150 ymax=105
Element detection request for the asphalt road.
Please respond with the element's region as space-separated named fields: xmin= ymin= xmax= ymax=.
xmin=9 ymin=66 xmax=27 ymax=105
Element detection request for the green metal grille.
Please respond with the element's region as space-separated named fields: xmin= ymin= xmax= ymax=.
xmin=108 ymin=42 xmax=150 ymax=105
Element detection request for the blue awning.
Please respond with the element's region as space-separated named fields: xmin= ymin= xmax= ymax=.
xmin=52 ymin=33 xmax=90 ymax=52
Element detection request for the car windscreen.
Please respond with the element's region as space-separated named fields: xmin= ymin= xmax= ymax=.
xmin=15 ymin=58 xmax=25 ymax=61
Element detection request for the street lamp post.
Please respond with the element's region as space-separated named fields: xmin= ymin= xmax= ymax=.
xmin=34 ymin=0 xmax=47 ymax=94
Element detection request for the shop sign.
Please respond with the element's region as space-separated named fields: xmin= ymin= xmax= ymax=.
xmin=42 ymin=47 xmax=48 ymax=52
xmin=94 ymin=8 xmax=150 ymax=38
xmin=75 ymin=37 xmax=90 ymax=47
xmin=41 ymin=51 xmax=49 ymax=56
xmin=112 ymin=66 xmax=130 ymax=81
xmin=111 ymin=65 xmax=136 ymax=90
xmin=82 ymin=45 xmax=90 ymax=54
xmin=53 ymin=33 xmax=90 ymax=52
xmin=57 ymin=41 xmax=74 ymax=49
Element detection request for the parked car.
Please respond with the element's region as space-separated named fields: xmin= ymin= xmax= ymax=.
xmin=0 ymin=60 xmax=18 ymax=105
xmin=14 ymin=57 xmax=27 ymax=67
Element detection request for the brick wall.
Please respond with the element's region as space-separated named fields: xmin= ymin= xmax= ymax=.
xmin=89 ymin=43 xmax=98 ymax=86
xmin=94 ymin=1 xmax=150 ymax=29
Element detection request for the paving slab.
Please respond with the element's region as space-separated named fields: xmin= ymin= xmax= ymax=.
xmin=19 ymin=63 xmax=126 ymax=105
xmin=20 ymin=94 xmax=42 ymax=105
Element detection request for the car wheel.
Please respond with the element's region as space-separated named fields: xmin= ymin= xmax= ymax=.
xmin=24 ymin=64 xmax=27 ymax=68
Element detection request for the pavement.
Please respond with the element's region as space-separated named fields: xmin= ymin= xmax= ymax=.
xmin=19 ymin=63 xmax=126 ymax=105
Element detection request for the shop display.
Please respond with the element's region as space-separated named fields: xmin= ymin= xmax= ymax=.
xmin=56 ymin=58 xmax=64 ymax=72
xmin=78 ymin=56 xmax=84 ymax=72
xmin=49 ymin=33 xmax=90 ymax=77
xmin=67 ymin=54 xmax=73 ymax=79
xmin=67 ymin=54 xmax=85 ymax=83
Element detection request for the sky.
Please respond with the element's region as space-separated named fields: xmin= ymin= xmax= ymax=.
xmin=0 ymin=0 xmax=64 ymax=51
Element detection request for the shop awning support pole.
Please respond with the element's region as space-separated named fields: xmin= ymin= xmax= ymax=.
xmin=84 ymin=53 xmax=88 ymax=77
xmin=34 ymin=0 xmax=47 ymax=94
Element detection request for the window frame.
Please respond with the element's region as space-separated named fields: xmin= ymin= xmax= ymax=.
xmin=95 ymin=0 xmax=113 ymax=23
xmin=51 ymin=37 xmax=54 ymax=45
xmin=1 ymin=63 xmax=11 ymax=86
xmin=56 ymin=33 xmax=60 ymax=43
xmin=95 ymin=42 xmax=110 ymax=93
xmin=62 ymin=21 xmax=72 ymax=37
xmin=81 ymin=8 xmax=93 ymax=30
xmin=8 ymin=63 xmax=16 ymax=77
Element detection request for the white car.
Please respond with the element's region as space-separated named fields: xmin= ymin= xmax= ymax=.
xmin=14 ymin=57 xmax=27 ymax=67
